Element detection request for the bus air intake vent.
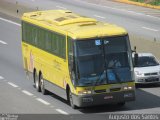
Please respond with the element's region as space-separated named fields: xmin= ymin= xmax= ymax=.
xmin=55 ymin=17 xmax=67 ymax=22
xmin=94 ymin=89 xmax=106 ymax=93
xmin=67 ymin=15 xmax=77 ymax=19
xmin=79 ymin=22 xmax=96 ymax=26
xmin=110 ymin=88 xmax=121 ymax=92
xmin=65 ymin=11 xmax=72 ymax=13
xmin=30 ymin=14 xmax=37 ymax=17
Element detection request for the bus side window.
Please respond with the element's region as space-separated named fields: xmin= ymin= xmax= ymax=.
xmin=45 ymin=32 xmax=52 ymax=52
xmin=68 ymin=39 xmax=73 ymax=67
xmin=68 ymin=39 xmax=76 ymax=81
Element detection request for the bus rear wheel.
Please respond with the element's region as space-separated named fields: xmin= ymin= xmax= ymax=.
xmin=40 ymin=74 xmax=47 ymax=95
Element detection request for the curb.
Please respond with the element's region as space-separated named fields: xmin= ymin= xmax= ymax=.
xmin=114 ymin=0 xmax=160 ymax=10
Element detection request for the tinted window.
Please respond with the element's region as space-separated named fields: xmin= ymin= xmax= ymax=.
xmin=136 ymin=56 xmax=159 ymax=67
xmin=22 ymin=21 xmax=66 ymax=59
xmin=104 ymin=36 xmax=128 ymax=53
xmin=76 ymin=39 xmax=102 ymax=56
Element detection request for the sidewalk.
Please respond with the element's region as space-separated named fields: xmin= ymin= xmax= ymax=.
xmin=115 ymin=0 xmax=160 ymax=10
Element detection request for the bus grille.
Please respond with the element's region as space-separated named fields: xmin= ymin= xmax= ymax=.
xmin=94 ymin=89 xmax=106 ymax=93
xmin=110 ymin=88 xmax=121 ymax=92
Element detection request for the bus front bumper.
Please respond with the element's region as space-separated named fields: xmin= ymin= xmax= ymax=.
xmin=72 ymin=90 xmax=135 ymax=107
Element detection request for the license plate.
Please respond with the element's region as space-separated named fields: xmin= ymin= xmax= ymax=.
xmin=104 ymin=96 xmax=113 ymax=100
xmin=146 ymin=78 xmax=158 ymax=82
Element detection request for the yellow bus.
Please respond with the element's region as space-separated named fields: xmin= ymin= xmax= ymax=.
xmin=21 ymin=10 xmax=135 ymax=109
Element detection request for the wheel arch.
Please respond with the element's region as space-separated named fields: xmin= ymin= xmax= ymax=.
xmin=66 ymin=84 xmax=70 ymax=101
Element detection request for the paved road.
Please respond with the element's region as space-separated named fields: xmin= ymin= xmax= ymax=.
xmin=4 ymin=0 xmax=159 ymax=40
xmin=0 ymin=0 xmax=160 ymax=116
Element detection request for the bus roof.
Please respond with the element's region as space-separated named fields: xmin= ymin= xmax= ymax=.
xmin=22 ymin=10 xmax=127 ymax=39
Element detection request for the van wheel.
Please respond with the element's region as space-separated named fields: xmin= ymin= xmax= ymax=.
xmin=68 ymin=89 xmax=77 ymax=109
xmin=35 ymin=72 xmax=41 ymax=92
xmin=40 ymin=74 xmax=47 ymax=95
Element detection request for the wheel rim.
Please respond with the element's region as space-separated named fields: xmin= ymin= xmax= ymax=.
xmin=69 ymin=91 xmax=73 ymax=106
xmin=40 ymin=77 xmax=44 ymax=91
xmin=35 ymin=76 xmax=39 ymax=89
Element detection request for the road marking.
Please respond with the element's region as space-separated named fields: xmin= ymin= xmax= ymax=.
xmin=145 ymin=14 xmax=160 ymax=20
xmin=0 ymin=76 xmax=4 ymax=80
xmin=56 ymin=109 xmax=69 ymax=115
xmin=22 ymin=90 xmax=33 ymax=96
xmin=0 ymin=40 xmax=7 ymax=45
xmin=142 ymin=27 xmax=159 ymax=32
xmin=56 ymin=5 xmax=67 ymax=9
xmin=0 ymin=17 xmax=21 ymax=26
xmin=94 ymin=15 xmax=106 ymax=19
xmin=74 ymin=0 xmax=160 ymax=20
xmin=36 ymin=98 xmax=50 ymax=105
xmin=8 ymin=82 xmax=18 ymax=88
xmin=50 ymin=106 xmax=54 ymax=108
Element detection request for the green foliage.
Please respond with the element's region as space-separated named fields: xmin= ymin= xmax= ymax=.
xmin=130 ymin=0 xmax=160 ymax=6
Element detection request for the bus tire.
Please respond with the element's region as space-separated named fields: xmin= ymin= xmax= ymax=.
xmin=40 ymin=74 xmax=47 ymax=95
xmin=35 ymin=72 xmax=41 ymax=92
xmin=33 ymin=69 xmax=36 ymax=83
xmin=68 ymin=89 xmax=77 ymax=109
xmin=117 ymin=102 xmax=125 ymax=106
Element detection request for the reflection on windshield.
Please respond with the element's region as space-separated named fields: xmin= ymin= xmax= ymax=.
xmin=136 ymin=56 xmax=159 ymax=67
xmin=77 ymin=71 xmax=106 ymax=86
xmin=106 ymin=52 xmax=129 ymax=69
xmin=106 ymin=53 xmax=131 ymax=84
xmin=107 ymin=68 xmax=131 ymax=84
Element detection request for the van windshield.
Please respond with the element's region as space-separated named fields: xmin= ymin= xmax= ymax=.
xmin=136 ymin=56 xmax=159 ymax=67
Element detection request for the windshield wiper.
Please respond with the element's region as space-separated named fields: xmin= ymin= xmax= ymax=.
xmin=93 ymin=70 xmax=106 ymax=87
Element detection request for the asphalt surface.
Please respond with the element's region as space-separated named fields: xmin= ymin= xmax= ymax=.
xmin=0 ymin=0 xmax=160 ymax=117
xmin=3 ymin=0 xmax=159 ymax=40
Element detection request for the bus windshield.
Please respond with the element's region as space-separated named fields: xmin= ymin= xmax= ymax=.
xmin=74 ymin=35 xmax=133 ymax=86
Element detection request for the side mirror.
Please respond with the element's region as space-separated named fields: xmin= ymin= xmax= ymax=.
xmin=134 ymin=53 xmax=138 ymax=67
xmin=132 ymin=46 xmax=137 ymax=53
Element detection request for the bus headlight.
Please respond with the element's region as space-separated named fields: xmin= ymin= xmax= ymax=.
xmin=123 ymin=86 xmax=128 ymax=90
xmin=128 ymin=86 xmax=133 ymax=90
xmin=78 ymin=90 xmax=92 ymax=95
xmin=123 ymin=86 xmax=134 ymax=90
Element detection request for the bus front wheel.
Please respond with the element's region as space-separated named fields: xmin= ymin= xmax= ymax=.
xmin=68 ymin=89 xmax=77 ymax=109
xmin=117 ymin=102 xmax=125 ymax=107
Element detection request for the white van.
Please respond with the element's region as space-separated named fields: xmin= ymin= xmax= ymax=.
xmin=133 ymin=53 xmax=160 ymax=84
